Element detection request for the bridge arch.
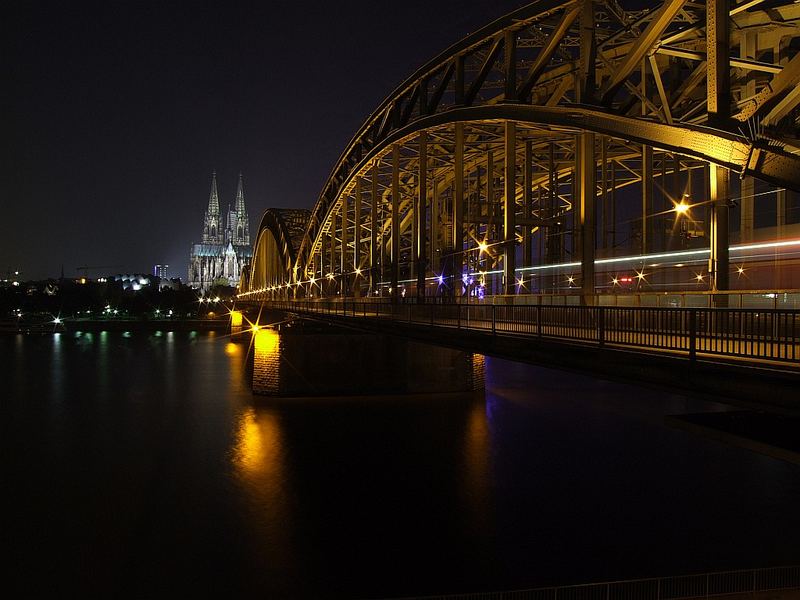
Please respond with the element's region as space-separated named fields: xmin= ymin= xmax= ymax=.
xmin=244 ymin=0 xmax=800 ymax=301
xmin=247 ymin=208 xmax=310 ymax=292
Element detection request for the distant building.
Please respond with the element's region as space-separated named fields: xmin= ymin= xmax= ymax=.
xmin=111 ymin=274 xmax=153 ymax=291
xmin=188 ymin=172 xmax=252 ymax=290
xmin=154 ymin=264 xmax=169 ymax=279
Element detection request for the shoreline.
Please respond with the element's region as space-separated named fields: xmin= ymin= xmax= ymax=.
xmin=0 ymin=318 xmax=231 ymax=334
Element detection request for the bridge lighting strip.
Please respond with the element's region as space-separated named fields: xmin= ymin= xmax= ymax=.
xmin=514 ymin=237 xmax=800 ymax=273
xmin=390 ymin=237 xmax=800 ymax=285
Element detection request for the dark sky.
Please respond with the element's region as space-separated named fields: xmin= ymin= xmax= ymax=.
xmin=5 ymin=0 xmax=534 ymax=280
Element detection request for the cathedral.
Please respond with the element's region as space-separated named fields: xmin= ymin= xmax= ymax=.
xmin=188 ymin=171 xmax=252 ymax=291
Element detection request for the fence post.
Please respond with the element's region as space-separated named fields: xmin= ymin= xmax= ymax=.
xmin=689 ymin=309 xmax=697 ymax=362
xmin=537 ymin=304 xmax=542 ymax=338
xmin=492 ymin=305 xmax=496 ymax=335
xmin=457 ymin=304 xmax=461 ymax=329
xmin=598 ymin=307 xmax=605 ymax=348
xmin=430 ymin=302 xmax=434 ymax=326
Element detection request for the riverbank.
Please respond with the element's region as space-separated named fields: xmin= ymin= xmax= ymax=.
xmin=0 ymin=318 xmax=231 ymax=334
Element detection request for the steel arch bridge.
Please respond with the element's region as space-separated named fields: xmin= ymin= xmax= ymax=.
xmin=242 ymin=0 xmax=800 ymax=304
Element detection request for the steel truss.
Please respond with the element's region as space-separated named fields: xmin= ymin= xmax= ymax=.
xmin=245 ymin=0 xmax=800 ymax=303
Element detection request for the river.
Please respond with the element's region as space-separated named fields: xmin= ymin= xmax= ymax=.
xmin=3 ymin=328 xmax=799 ymax=597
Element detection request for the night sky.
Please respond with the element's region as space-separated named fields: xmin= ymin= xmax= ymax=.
xmin=6 ymin=1 xmax=532 ymax=280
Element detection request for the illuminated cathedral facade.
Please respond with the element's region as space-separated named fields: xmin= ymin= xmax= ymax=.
xmin=188 ymin=171 xmax=252 ymax=291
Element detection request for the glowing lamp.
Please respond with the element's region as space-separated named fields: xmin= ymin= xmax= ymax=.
xmin=674 ymin=202 xmax=690 ymax=215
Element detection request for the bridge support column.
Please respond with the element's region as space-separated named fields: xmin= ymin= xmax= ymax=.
xmin=391 ymin=144 xmax=400 ymax=303
xmin=354 ymin=176 xmax=362 ymax=297
xmin=706 ymin=0 xmax=731 ymax=128
xmin=709 ymin=164 xmax=730 ymax=300
xmin=578 ymin=131 xmax=596 ymax=304
xmin=740 ymin=176 xmax=754 ymax=243
xmin=642 ymin=145 xmax=653 ymax=256
xmin=416 ymin=131 xmax=427 ymax=302
xmin=370 ymin=161 xmax=379 ymax=296
xmin=503 ymin=121 xmax=517 ymax=295
xmin=329 ymin=208 xmax=337 ymax=297
xmin=341 ymin=198 xmax=349 ymax=296
xmin=454 ymin=123 xmax=465 ymax=296
xmin=546 ymin=143 xmax=559 ymax=292
xmin=523 ymin=139 xmax=533 ymax=272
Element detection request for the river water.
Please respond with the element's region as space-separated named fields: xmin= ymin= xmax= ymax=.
xmin=3 ymin=329 xmax=799 ymax=597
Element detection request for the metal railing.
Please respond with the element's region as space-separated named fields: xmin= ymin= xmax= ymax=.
xmin=254 ymin=300 xmax=800 ymax=365
xmin=385 ymin=565 xmax=800 ymax=600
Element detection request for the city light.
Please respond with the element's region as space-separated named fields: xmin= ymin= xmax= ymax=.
xmin=478 ymin=241 xmax=489 ymax=254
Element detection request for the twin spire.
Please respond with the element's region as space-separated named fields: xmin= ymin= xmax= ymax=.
xmin=207 ymin=171 xmax=245 ymax=216
xmin=203 ymin=170 xmax=249 ymax=246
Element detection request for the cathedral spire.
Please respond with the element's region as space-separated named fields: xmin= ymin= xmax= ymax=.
xmin=207 ymin=170 xmax=220 ymax=216
xmin=235 ymin=172 xmax=245 ymax=214
xmin=202 ymin=170 xmax=223 ymax=244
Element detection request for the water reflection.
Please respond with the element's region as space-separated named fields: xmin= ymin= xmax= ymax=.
xmin=462 ymin=398 xmax=493 ymax=535
xmin=232 ymin=405 xmax=299 ymax=590
xmin=234 ymin=407 xmax=283 ymax=480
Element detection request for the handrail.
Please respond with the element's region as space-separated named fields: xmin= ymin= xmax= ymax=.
xmin=247 ymin=300 xmax=800 ymax=365
xmin=382 ymin=564 xmax=800 ymax=600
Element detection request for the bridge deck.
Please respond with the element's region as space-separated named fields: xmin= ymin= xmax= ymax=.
xmin=253 ymin=301 xmax=800 ymax=369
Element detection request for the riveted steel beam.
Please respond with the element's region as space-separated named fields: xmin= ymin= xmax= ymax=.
xmin=736 ymin=52 xmax=800 ymax=123
xmin=707 ymin=0 xmax=731 ymax=126
xmin=465 ymin=38 xmax=503 ymax=106
xmin=601 ymin=0 xmax=689 ymax=106
xmin=517 ymin=3 xmax=582 ymax=102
